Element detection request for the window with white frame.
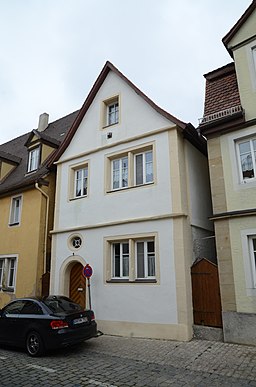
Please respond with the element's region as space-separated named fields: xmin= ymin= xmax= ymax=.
xmin=249 ymin=236 xmax=256 ymax=288
xmin=27 ymin=147 xmax=40 ymax=172
xmin=107 ymin=236 xmax=156 ymax=282
xmin=74 ymin=166 xmax=88 ymax=198
xmin=112 ymin=241 xmax=129 ymax=278
xmin=107 ymin=100 xmax=119 ymax=126
xmin=135 ymin=150 xmax=153 ymax=185
xmin=237 ymin=137 xmax=256 ymax=181
xmin=136 ymin=240 xmax=156 ymax=279
xmin=102 ymin=96 xmax=119 ymax=127
xmin=0 ymin=257 xmax=17 ymax=291
xmin=9 ymin=195 xmax=22 ymax=225
xmin=112 ymin=156 xmax=128 ymax=190
xmin=109 ymin=146 xmax=154 ymax=191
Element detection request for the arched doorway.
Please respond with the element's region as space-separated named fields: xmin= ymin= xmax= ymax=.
xmin=69 ymin=262 xmax=86 ymax=308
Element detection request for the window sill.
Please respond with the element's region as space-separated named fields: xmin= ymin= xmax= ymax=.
xmin=106 ymin=279 xmax=157 ymax=284
xmin=9 ymin=222 xmax=20 ymax=227
xmin=106 ymin=182 xmax=154 ymax=194
xmin=102 ymin=122 xmax=119 ymax=129
xmin=1 ymin=287 xmax=14 ymax=293
xmin=25 ymin=169 xmax=38 ymax=176
xmin=69 ymin=195 xmax=88 ymax=201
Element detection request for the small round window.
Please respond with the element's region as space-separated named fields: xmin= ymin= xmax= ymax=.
xmin=68 ymin=235 xmax=82 ymax=250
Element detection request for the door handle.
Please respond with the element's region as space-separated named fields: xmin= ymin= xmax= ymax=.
xmin=77 ymin=287 xmax=84 ymax=292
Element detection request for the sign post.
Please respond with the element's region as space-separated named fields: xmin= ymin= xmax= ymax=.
xmin=82 ymin=264 xmax=93 ymax=310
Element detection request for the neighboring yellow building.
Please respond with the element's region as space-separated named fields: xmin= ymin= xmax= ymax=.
xmin=0 ymin=111 xmax=78 ymax=308
xmin=200 ymin=1 xmax=256 ymax=345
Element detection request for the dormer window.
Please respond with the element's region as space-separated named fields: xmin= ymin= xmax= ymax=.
xmin=28 ymin=147 xmax=40 ymax=172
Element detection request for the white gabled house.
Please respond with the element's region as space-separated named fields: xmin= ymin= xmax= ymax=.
xmin=49 ymin=61 xmax=213 ymax=341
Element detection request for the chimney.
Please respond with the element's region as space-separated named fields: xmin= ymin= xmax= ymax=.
xmin=37 ymin=113 xmax=49 ymax=132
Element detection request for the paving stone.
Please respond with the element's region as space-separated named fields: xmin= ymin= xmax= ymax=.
xmin=1 ymin=336 xmax=256 ymax=386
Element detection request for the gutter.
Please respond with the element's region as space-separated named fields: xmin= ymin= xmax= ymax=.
xmin=35 ymin=182 xmax=49 ymax=273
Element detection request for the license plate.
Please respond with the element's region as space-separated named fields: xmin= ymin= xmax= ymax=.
xmin=73 ymin=317 xmax=87 ymax=325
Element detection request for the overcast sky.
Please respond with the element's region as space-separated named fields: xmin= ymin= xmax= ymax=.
xmin=0 ymin=0 xmax=251 ymax=145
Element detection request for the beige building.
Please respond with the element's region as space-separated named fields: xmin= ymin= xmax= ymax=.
xmin=0 ymin=112 xmax=77 ymax=308
xmin=199 ymin=1 xmax=256 ymax=345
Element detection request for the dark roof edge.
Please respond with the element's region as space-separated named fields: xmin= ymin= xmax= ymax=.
xmin=222 ymin=0 xmax=256 ymax=57
xmin=203 ymin=62 xmax=235 ymax=81
xmin=48 ymin=61 xmax=188 ymax=166
xmin=0 ymin=177 xmax=45 ymax=198
xmin=200 ymin=115 xmax=256 ymax=137
xmin=0 ymin=151 xmax=21 ymax=165
xmin=183 ymin=123 xmax=207 ymax=156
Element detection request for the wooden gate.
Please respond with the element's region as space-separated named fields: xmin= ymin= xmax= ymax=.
xmin=69 ymin=262 xmax=86 ymax=308
xmin=191 ymin=258 xmax=222 ymax=328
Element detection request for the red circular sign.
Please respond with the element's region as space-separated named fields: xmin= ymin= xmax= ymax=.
xmin=83 ymin=264 xmax=93 ymax=278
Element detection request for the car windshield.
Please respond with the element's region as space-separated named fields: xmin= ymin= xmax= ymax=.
xmin=43 ymin=296 xmax=83 ymax=313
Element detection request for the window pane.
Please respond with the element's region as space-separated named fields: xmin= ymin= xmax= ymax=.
xmin=8 ymin=259 xmax=15 ymax=287
xmin=112 ymin=159 xmax=120 ymax=189
xmin=75 ymin=168 xmax=88 ymax=197
xmin=239 ymin=141 xmax=254 ymax=179
xmin=11 ymin=197 xmax=21 ymax=224
xmin=122 ymin=157 xmax=128 ymax=187
xmin=28 ymin=147 xmax=40 ymax=172
xmin=122 ymin=242 xmax=129 ymax=277
xmin=4 ymin=300 xmax=26 ymax=315
xmin=137 ymin=242 xmax=145 ymax=278
xmin=145 ymin=151 xmax=153 ymax=183
xmin=135 ymin=154 xmax=143 ymax=185
xmin=253 ymin=238 xmax=256 ymax=251
xmin=0 ymin=259 xmax=3 ymax=286
xmin=82 ymin=168 xmax=88 ymax=196
xmin=113 ymin=243 xmax=120 ymax=277
xmin=75 ymin=170 xmax=82 ymax=196
xmin=20 ymin=301 xmax=43 ymax=315
xmin=108 ymin=103 xmax=119 ymax=125
xmin=147 ymin=242 xmax=155 ymax=277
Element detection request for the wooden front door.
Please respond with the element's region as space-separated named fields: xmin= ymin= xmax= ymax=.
xmin=69 ymin=263 xmax=86 ymax=308
xmin=191 ymin=258 xmax=222 ymax=328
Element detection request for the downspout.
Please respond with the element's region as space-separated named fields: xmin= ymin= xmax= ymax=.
xmin=35 ymin=182 xmax=49 ymax=273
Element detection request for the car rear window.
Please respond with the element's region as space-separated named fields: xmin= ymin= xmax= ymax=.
xmin=43 ymin=297 xmax=83 ymax=313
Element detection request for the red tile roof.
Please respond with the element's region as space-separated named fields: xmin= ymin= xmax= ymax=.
xmin=203 ymin=62 xmax=241 ymax=117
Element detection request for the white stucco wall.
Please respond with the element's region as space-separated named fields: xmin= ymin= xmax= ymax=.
xmin=50 ymin=68 xmax=209 ymax=340
xmin=56 ymin=131 xmax=173 ymax=230
xmin=51 ymin=219 xmax=177 ymax=325
xmin=60 ymin=71 xmax=173 ymax=161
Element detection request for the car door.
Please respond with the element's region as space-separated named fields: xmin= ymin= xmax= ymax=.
xmin=18 ymin=300 xmax=45 ymax=339
xmin=0 ymin=300 xmax=26 ymax=345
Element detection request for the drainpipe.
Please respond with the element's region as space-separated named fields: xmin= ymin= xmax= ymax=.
xmin=35 ymin=182 xmax=49 ymax=273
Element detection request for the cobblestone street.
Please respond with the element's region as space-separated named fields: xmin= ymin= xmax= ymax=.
xmin=1 ymin=335 xmax=256 ymax=386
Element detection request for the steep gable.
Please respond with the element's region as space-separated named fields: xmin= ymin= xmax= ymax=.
xmin=49 ymin=61 xmax=204 ymax=164
xmin=223 ymin=0 xmax=256 ymax=57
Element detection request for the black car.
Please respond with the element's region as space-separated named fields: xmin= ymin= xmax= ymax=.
xmin=0 ymin=295 xmax=98 ymax=357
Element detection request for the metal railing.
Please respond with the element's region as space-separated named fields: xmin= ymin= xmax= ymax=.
xmin=199 ymin=105 xmax=243 ymax=125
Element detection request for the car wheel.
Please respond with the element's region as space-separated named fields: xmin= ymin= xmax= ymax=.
xmin=26 ymin=331 xmax=45 ymax=357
